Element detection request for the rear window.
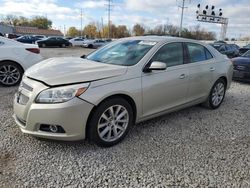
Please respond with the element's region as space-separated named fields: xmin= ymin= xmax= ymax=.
xmin=187 ymin=43 xmax=213 ymax=63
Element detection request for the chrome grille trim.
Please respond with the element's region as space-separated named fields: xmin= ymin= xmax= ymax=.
xmin=20 ymin=81 xmax=33 ymax=92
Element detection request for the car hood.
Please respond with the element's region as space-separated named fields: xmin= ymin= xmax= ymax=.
xmin=25 ymin=57 xmax=128 ymax=86
xmin=232 ymin=57 xmax=250 ymax=65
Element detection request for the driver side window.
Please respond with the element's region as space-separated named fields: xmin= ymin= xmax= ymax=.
xmin=151 ymin=43 xmax=184 ymax=67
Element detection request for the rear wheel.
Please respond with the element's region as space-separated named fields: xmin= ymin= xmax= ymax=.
xmin=88 ymin=97 xmax=133 ymax=147
xmin=61 ymin=44 xmax=66 ymax=48
xmin=0 ymin=61 xmax=23 ymax=86
xmin=88 ymin=44 xmax=93 ymax=48
xmin=42 ymin=43 xmax=46 ymax=48
xmin=203 ymin=78 xmax=226 ymax=109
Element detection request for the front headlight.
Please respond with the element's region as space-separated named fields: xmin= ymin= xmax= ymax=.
xmin=36 ymin=83 xmax=89 ymax=103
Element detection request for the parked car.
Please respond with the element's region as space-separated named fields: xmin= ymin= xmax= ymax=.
xmin=33 ymin=35 xmax=47 ymax=40
xmin=64 ymin=37 xmax=73 ymax=41
xmin=13 ymin=36 xmax=233 ymax=147
xmin=16 ymin=35 xmax=38 ymax=44
xmin=239 ymin=44 xmax=250 ymax=56
xmin=210 ymin=43 xmax=239 ymax=58
xmin=69 ymin=37 xmax=85 ymax=47
xmin=232 ymin=50 xmax=250 ymax=82
xmin=82 ymin=39 xmax=108 ymax=48
xmin=36 ymin=37 xmax=70 ymax=48
xmin=0 ymin=37 xmax=43 ymax=86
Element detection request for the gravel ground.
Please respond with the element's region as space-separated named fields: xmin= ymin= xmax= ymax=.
xmin=0 ymin=48 xmax=250 ymax=187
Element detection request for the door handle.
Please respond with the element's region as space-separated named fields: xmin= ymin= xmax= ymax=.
xmin=210 ymin=67 xmax=216 ymax=71
xmin=179 ymin=74 xmax=186 ymax=79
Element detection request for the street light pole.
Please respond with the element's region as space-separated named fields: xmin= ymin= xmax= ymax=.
xmin=80 ymin=8 xmax=83 ymax=37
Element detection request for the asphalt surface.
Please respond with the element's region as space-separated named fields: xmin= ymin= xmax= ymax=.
xmin=0 ymin=48 xmax=250 ymax=187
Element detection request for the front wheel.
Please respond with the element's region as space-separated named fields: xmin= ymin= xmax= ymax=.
xmin=88 ymin=97 xmax=133 ymax=147
xmin=0 ymin=61 xmax=23 ymax=86
xmin=203 ymin=78 xmax=226 ymax=109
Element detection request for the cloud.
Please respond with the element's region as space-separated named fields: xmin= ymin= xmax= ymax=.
xmin=75 ymin=0 xmax=107 ymax=9
xmin=0 ymin=0 xmax=249 ymax=38
xmin=125 ymin=0 xmax=176 ymax=12
xmin=0 ymin=0 xmax=77 ymax=20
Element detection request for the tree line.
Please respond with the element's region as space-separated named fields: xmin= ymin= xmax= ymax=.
xmin=1 ymin=14 xmax=216 ymax=40
xmin=67 ymin=22 xmax=216 ymax=40
xmin=0 ymin=15 xmax=52 ymax=29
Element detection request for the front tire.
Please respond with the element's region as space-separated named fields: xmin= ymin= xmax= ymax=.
xmin=88 ymin=97 xmax=133 ymax=147
xmin=0 ymin=61 xmax=23 ymax=86
xmin=203 ymin=78 xmax=226 ymax=109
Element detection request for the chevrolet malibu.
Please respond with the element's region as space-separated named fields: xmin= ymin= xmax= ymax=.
xmin=13 ymin=36 xmax=233 ymax=147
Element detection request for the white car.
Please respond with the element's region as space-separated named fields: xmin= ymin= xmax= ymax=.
xmin=82 ymin=39 xmax=108 ymax=48
xmin=0 ymin=37 xmax=43 ymax=86
xmin=69 ymin=37 xmax=85 ymax=47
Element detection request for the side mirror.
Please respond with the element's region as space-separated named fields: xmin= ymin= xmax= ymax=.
xmin=145 ymin=61 xmax=167 ymax=72
xmin=81 ymin=54 xmax=86 ymax=59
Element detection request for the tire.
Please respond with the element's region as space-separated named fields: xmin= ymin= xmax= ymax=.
xmin=88 ymin=44 xmax=93 ymax=48
xmin=61 ymin=44 xmax=66 ymax=48
xmin=203 ymin=78 xmax=226 ymax=109
xmin=42 ymin=43 xmax=46 ymax=48
xmin=0 ymin=61 xmax=23 ymax=86
xmin=88 ymin=97 xmax=134 ymax=147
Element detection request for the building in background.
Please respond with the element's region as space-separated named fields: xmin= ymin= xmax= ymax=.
xmin=0 ymin=23 xmax=13 ymax=36
xmin=0 ymin=23 xmax=63 ymax=38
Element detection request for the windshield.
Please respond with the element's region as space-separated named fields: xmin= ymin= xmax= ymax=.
xmin=242 ymin=50 xmax=250 ymax=57
xmin=86 ymin=40 xmax=156 ymax=66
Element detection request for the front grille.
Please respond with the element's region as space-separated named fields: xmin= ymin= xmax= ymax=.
xmin=17 ymin=80 xmax=34 ymax=105
xmin=21 ymin=81 xmax=33 ymax=92
xmin=18 ymin=93 xmax=29 ymax=105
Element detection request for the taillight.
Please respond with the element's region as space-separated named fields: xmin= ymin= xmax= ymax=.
xmin=26 ymin=48 xmax=40 ymax=54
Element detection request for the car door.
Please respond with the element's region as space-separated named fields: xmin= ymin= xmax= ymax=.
xmin=185 ymin=42 xmax=215 ymax=102
xmin=142 ymin=42 xmax=189 ymax=117
xmin=76 ymin=39 xmax=84 ymax=46
xmin=48 ymin=38 xmax=57 ymax=46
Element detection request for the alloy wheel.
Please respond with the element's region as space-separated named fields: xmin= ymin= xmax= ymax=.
xmin=0 ymin=64 xmax=21 ymax=86
xmin=211 ymin=82 xmax=225 ymax=107
xmin=97 ymin=105 xmax=129 ymax=142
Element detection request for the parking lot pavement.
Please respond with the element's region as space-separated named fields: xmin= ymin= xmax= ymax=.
xmin=0 ymin=48 xmax=250 ymax=187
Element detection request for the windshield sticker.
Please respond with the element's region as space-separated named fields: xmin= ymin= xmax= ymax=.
xmin=139 ymin=41 xmax=157 ymax=46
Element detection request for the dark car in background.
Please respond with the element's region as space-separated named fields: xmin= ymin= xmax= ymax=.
xmin=16 ymin=35 xmax=38 ymax=44
xmin=232 ymin=50 xmax=250 ymax=82
xmin=239 ymin=44 xmax=250 ymax=56
xmin=36 ymin=37 xmax=70 ymax=48
xmin=210 ymin=43 xmax=239 ymax=58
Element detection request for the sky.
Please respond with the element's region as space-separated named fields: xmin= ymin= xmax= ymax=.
xmin=0 ymin=0 xmax=249 ymax=39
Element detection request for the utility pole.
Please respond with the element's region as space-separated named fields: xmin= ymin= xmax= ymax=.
xmin=105 ymin=0 xmax=113 ymax=38
xmin=178 ymin=0 xmax=188 ymax=37
xmin=80 ymin=8 xmax=83 ymax=37
xmin=101 ymin=17 xmax=104 ymax=38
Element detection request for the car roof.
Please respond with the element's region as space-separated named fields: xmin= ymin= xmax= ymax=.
xmin=120 ymin=36 xmax=210 ymax=45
